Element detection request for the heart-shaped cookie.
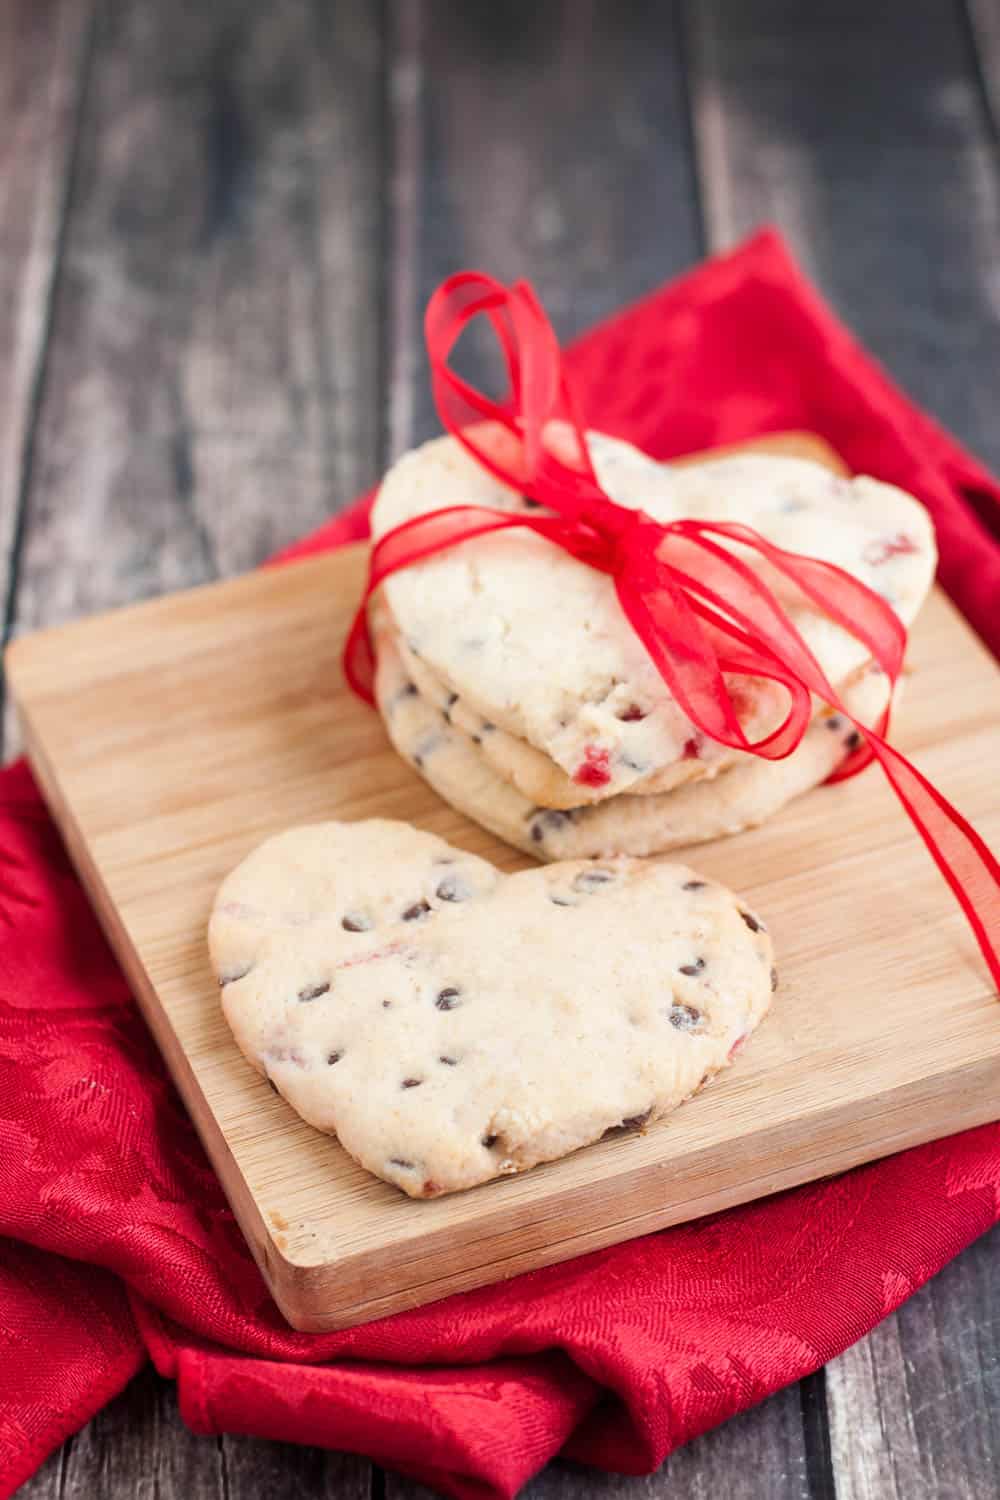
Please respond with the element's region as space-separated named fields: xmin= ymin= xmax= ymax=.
xmin=371 ymin=432 xmax=935 ymax=799
xmin=210 ymin=821 xmax=774 ymax=1196
xmin=374 ymin=633 xmax=892 ymax=860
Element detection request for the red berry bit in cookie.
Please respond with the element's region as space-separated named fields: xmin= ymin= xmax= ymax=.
xmin=573 ymin=745 xmax=612 ymax=787
xmin=863 ymin=531 xmax=917 ymax=566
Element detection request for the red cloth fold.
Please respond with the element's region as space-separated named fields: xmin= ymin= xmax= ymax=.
xmin=2 ymin=228 xmax=998 ymax=1500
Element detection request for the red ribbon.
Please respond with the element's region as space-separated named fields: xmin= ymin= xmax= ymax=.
xmin=346 ymin=272 xmax=1000 ymax=989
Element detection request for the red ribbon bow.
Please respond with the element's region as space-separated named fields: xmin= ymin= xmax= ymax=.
xmin=346 ymin=272 xmax=1000 ymax=989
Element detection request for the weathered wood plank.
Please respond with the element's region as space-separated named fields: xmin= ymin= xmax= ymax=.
xmin=686 ymin=0 xmax=1000 ymax=472
xmin=966 ymin=0 xmax=1000 ymax=137
xmin=687 ymin=6 xmax=1000 ymax=1499
xmin=5 ymin=0 xmax=384 ymax=1492
xmin=6 ymin=0 xmax=383 ymax=647
xmin=16 ymin=1368 xmax=372 ymax=1499
xmin=0 ymin=0 xmax=92 ymax=674
xmin=383 ymin=1384 xmax=811 ymax=1499
xmin=386 ymin=0 xmax=705 ymax=455
xmin=826 ymin=1219 xmax=1000 ymax=1500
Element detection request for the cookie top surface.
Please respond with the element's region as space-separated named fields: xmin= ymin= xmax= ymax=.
xmin=210 ymin=820 xmax=773 ymax=1196
xmin=370 ymin=430 xmax=935 ymax=796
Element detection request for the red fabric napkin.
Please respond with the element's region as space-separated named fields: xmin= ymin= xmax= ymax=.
xmin=2 ymin=228 xmax=998 ymax=1500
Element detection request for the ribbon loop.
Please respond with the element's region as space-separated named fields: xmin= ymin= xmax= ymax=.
xmin=347 ymin=273 xmax=999 ymax=990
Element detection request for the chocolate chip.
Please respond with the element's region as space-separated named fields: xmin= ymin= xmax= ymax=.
xmin=401 ymin=1077 xmax=423 ymax=1089
xmin=341 ymin=912 xmax=372 ymax=933
xmin=435 ymin=987 xmax=462 ymax=1010
xmin=298 ymin=981 xmax=330 ymax=1002
xmin=436 ymin=873 xmax=470 ymax=902
xmin=620 ymin=755 xmax=648 ymax=773
xmin=531 ymin=808 xmax=579 ymax=843
xmin=481 ymin=721 xmax=496 ymax=733
xmin=824 ymin=715 xmax=843 ymax=732
xmin=739 ymin=909 xmax=763 ymax=933
xmin=521 ymin=495 xmax=542 ymax=509
xmin=618 ymin=703 xmax=648 ymax=722
xmin=443 ymin=691 xmax=458 ymax=722
xmin=669 ymin=1003 xmax=703 ymax=1031
xmin=572 ymin=867 xmax=616 ymax=893
xmin=439 ymin=1055 xmax=458 ymax=1066
xmin=394 ymin=680 xmax=418 ymax=704
xmin=471 ymin=734 xmax=482 ymax=745
xmin=771 ymin=967 xmax=779 ymax=992
xmin=402 ymin=899 xmax=431 ymax=922
xmin=218 ymin=962 xmax=253 ymax=987
xmin=682 ymin=880 xmax=706 ymax=892
xmin=604 ymin=1107 xmax=654 ymax=1138
xmin=679 ymin=959 xmax=705 ymax=977
xmin=327 ymin=1050 xmax=342 ymax=1065
xmin=482 ymin=1134 xmax=499 ymax=1149
xmin=389 ymin=1157 xmax=415 ymax=1170
xmin=413 ymin=731 xmax=442 ymax=768
xmin=549 ymin=893 xmax=575 ymax=907
xmin=845 ymin=730 xmax=862 ymax=751
xmin=382 ymin=999 xmax=393 ymax=1010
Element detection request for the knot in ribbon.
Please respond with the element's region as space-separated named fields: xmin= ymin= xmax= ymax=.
xmin=346 ymin=271 xmax=999 ymax=988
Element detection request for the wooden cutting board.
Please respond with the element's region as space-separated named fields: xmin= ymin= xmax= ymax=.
xmin=5 ymin=432 xmax=999 ymax=1332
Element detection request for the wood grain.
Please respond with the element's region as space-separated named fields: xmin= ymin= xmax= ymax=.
xmin=685 ymin=8 xmax=1000 ymax=1497
xmin=7 ymin=435 xmax=1000 ymax=1332
xmin=4 ymin=0 xmax=383 ymax=650
xmin=826 ymin=1218 xmax=1000 ymax=1500
xmin=0 ymin=0 xmax=92 ymax=736
xmin=387 ymin=0 xmax=703 ymax=454
xmin=17 ymin=1368 xmax=371 ymax=1500
xmin=386 ymin=1383 xmax=813 ymax=1499
xmin=966 ymin=0 xmax=1000 ymax=140
xmin=686 ymin=0 xmax=1000 ymax=473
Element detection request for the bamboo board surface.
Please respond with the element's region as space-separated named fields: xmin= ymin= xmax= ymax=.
xmin=6 ymin=434 xmax=1000 ymax=1332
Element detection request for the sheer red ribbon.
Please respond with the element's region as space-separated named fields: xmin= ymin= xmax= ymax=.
xmin=345 ymin=272 xmax=1000 ymax=989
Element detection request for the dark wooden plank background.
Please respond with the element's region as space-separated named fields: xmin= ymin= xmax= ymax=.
xmin=3 ymin=1 xmax=999 ymax=1496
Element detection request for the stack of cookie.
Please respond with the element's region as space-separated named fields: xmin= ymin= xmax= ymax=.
xmin=370 ymin=432 xmax=936 ymax=860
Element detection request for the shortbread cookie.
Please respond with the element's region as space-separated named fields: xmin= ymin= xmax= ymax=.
xmin=371 ymin=431 xmax=934 ymax=798
xmin=375 ymin=632 xmax=893 ymax=859
xmin=210 ymin=821 xmax=773 ymax=1196
xmin=390 ymin=622 xmax=871 ymax=810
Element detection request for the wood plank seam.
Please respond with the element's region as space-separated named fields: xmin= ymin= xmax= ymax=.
xmin=0 ymin=2 xmax=98 ymax=731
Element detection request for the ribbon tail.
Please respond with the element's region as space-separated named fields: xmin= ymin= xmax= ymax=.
xmin=848 ymin=727 xmax=1000 ymax=991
